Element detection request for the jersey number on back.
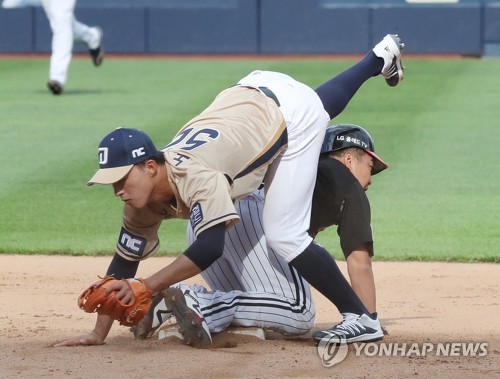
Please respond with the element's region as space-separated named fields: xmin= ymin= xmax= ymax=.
xmin=165 ymin=128 xmax=219 ymax=151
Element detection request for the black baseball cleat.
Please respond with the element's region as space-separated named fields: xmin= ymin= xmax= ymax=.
xmin=132 ymin=291 xmax=173 ymax=339
xmin=313 ymin=313 xmax=384 ymax=345
xmin=47 ymin=80 xmax=63 ymax=95
xmin=89 ymin=27 xmax=104 ymax=67
xmin=164 ymin=286 xmax=212 ymax=347
xmin=372 ymin=34 xmax=405 ymax=87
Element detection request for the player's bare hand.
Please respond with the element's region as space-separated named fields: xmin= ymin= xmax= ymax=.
xmin=53 ymin=331 xmax=104 ymax=347
xmin=104 ymin=280 xmax=134 ymax=305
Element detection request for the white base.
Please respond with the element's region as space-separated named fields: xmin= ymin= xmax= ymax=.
xmin=158 ymin=328 xmax=183 ymax=341
xmin=227 ymin=327 xmax=266 ymax=340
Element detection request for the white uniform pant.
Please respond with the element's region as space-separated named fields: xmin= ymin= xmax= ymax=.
xmin=187 ymin=191 xmax=315 ymax=335
xmin=41 ymin=0 xmax=99 ymax=84
xmin=237 ymin=71 xmax=330 ymax=262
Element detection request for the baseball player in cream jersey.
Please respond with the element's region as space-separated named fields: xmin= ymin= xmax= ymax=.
xmin=54 ymin=34 xmax=405 ymax=347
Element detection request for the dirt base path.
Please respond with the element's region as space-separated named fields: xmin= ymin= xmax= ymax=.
xmin=1 ymin=255 xmax=498 ymax=378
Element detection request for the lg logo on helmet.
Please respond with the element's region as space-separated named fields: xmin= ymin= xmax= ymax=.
xmin=336 ymin=135 xmax=368 ymax=149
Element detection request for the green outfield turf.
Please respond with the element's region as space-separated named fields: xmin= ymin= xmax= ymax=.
xmin=0 ymin=56 xmax=498 ymax=262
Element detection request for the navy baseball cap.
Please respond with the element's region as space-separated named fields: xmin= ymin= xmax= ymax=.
xmin=87 ymin=128 xmax=159 ymax=186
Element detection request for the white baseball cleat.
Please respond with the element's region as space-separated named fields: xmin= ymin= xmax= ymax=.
xmin=312 ymin=312 xmax=384 ymax=345
xmin=372 ymin=34 xmax=405 ymax=87
xmin=164 ymin=286 xmax=212 ymax=347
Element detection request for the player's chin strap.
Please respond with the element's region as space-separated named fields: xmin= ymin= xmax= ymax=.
xmin=290 ymin=241 xmax=370 ymax=316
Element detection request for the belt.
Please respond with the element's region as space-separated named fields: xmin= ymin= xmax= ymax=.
xmin=258 ymin=86 xmax=281 ymax=107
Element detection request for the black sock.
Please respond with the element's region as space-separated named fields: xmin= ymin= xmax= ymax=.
xmin=315 ymin=51 xmax=384 ymax=119
xmin=290 ymin=241 xmax=369 ymax=316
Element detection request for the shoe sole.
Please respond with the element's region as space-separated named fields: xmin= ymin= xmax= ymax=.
xmin=47 ymin=81 xmax=63 ymax=95
xmin=313 ymin=333 xmax=384 ymax=346
xmin=164 ymin=287 xmax=212 ymax=348
xmin=93 ymin=50 xmax=104 ymax=67
xmin=133 ymin=291 xmax=167 ymax=339
xmin=89 ymin=47 xmax=104 ymax=67
xmin=385 ymin=34 xmax=405 ymax=87
xmin=90 ymin=27 xmax=104 ymax=67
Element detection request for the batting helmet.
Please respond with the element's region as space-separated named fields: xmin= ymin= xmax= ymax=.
xmin=321 ymin=124 xmax=388 ymax=175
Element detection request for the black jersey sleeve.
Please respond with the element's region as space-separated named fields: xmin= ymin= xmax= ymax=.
xmin=337 ymin=180 xmax=374 ymax=258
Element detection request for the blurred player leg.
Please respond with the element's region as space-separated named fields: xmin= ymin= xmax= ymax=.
xmin=73 ymin=19 xmax=103 ymax=66
xmin=42 ymin=0 xmax=75 ymax=89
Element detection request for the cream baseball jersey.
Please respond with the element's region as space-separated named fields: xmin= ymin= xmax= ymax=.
xmin=163 ymin=86 xmax=287 ymax=234
xmin=116 ymin=85 xmax=287 ymax=262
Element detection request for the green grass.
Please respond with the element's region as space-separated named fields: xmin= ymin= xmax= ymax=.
xmin=0 ymin=56 xmax=499 ymax=262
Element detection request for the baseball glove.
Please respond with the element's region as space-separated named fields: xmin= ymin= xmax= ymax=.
xmin=78 ymin=276 xmax=152 ymax=326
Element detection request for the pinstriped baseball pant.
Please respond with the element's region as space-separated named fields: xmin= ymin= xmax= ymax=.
xmin=186 ymin=190 xmax=315 ymax=335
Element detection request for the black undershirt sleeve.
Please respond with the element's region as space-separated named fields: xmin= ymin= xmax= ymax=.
xmin=106 ymin=253 xmax=139 ymax=279
xmin=183 ymin=222 xmax=226 ymax=271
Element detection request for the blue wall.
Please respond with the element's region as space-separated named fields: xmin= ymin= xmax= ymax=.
xmin=1 ymin=0 xmax=499 ymax=55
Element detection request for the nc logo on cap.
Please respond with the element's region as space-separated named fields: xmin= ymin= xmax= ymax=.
xmin=131 ymin=147 xmax=146 ymax=159
xmin=98 ymin=147 xmax=109 ymax=165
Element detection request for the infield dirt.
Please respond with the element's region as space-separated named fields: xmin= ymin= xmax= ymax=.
xmin=0 ymin=255 xmax=498 ymax=378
